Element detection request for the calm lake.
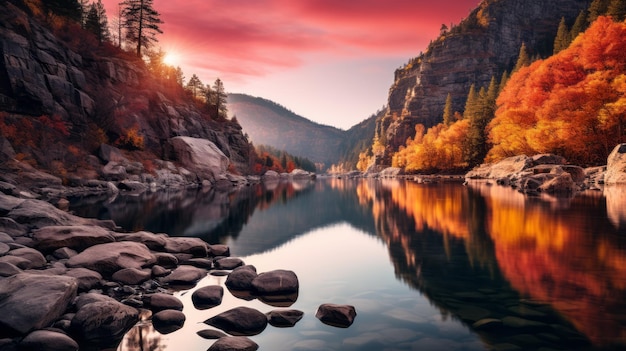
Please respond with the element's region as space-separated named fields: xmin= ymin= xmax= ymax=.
xmin=72 ymin=178 xmax=626 ymax=351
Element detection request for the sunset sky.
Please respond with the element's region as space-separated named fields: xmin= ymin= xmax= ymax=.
xmin=102 ymin=0 xmax=481 ymax=129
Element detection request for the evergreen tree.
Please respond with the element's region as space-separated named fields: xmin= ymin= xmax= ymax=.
xmin=84 ymin=0 xmax=110 ymax=43
xmin=44 ymin=0 xmax=82 ymax=22
xmin=570 ymin=10 xmax=588 ymax=40
xmin=553 ymin=17 xmax=570 ymax=54
xmin=588 ymin=0 xmax=611 ymax=23
xmin=212 ymin=78 xmax=228 ymax=119
xmin=463 ymin=84 xmax=478 ymax=120
xmin=185 ymin=74 xmax=203 ymax=99
xmin=121 ymin=0 xmax=163 ymax=57
xmin=174 ymin=67 xmax=185 ymax=87
xmin=498 ymin=71 xmax=509 ymax=93
xmin=513 ymin=43 xmax=530 ymax=72
xmin=443 ymin=93 xmax=453 ymax=126
xmin=607 ymin=0 xmax=626 ymax=21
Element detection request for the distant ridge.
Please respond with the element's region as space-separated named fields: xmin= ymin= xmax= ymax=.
xmin=227 ymin=93 xmax=345 ymax=166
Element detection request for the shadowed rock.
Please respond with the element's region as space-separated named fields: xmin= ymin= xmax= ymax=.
xmin=192 ymin=285 xmax=224 ymax=310
xmin=214 ymin=257 xmax=244 ymax=270
xmin=267 ymin=309 xmax=304 ymax=327
xmin=0 ymin=273 xmax=77 ymax=336
xmin=197 ymin=329 xmax=228 ymax=339
xmin=204 ymin=306 xmax=268 ymax=336
xmin=32 ymin=225 xmax=115 ymax=253
xmin=19 ymin=329 xmax=79 ymax=351
xmin=315 ymin=304 xmax=357 ymax=328
xmin=66 ymin=242 xmax=155 ymax=276
xmin=225 ymin=265 xmax=257 ymax=291
xmin=208 ymin=336 xmax=258 ymax=351
xmin=251 ymin=269 xmax=299 ymax=295
xmin=69 ymin=295 xmax=139 ymax=346
xmin=143 ymin=293 xmax=183 ymax=312
xmin=65 ymin=268 xmax=102 ymax=291
xmin=152 ymin=309 xmax=185 ymax=335
xmin=111 ymin=267 xmax=151 ymax=285
xmin=159 ymin=265 xmax=207 ymax=286
xmin=6 ymin=247 xmax=46 ymax=269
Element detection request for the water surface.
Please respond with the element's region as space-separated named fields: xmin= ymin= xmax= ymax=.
xmin=72 ymin=178 xmax=626 ymax=350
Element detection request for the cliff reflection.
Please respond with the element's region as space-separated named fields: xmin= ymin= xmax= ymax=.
xmin=356 ymin=179 xmax=626 ymax=349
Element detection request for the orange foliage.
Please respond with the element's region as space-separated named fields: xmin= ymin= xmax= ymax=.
xmin=392 ymin=119 xmax=469 ymax=172
xmin=117 ymin=125 xmax=145 ymax=150
xmin=488 ymin=17 xmax=626 ymax=165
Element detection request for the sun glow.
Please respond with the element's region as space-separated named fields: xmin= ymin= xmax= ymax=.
xmin=163 ymin=52 xmax=180 ymax=66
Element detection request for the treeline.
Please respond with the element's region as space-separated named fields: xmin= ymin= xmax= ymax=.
xmin=389 ymin=0 xmax=626 ymax=172
xmin=251 ymin=145 xmax=317 ymax=174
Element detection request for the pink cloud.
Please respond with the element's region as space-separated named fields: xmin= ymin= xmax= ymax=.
xmin=101 ymin=0 xmax=479 ymax=81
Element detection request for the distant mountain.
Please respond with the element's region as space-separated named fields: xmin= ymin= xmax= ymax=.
xmin=227 ymin=93 xmax=346 ymax=166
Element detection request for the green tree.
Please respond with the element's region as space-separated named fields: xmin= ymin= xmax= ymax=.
xmin=607 ymin=0 xmax=626 ymax=21
xmin=570 ymin=10 xmax=588 ymax=40
xmin=553 ymin=17 xmax=570 ymax=54
xmin=443 ymin=93 xmax=453 ymax=126
xmin=588 ymin=0 xmax=611 ymax=23
xmin=121 ymin=0 xmax=163 ymax=57
xmin=84 ymin=0 xmax=110 ymax=43
xmin=513 ymin=43 xmax=530 ymax=72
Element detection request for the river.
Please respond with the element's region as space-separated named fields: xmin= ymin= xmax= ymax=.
xmin=71 ymin=177 xmax=626 ymax=351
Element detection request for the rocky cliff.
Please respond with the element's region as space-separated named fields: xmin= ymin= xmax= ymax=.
xmin=375 ymin=0 xmax=592 ymax=166
xmin=0 ymin=1 xmax=252 ymax=192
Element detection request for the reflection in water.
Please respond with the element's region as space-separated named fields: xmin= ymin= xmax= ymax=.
xmin=74 ymin=178 xmax=626 ymax=350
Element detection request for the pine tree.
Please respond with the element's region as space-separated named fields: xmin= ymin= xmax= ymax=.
xmin=121 ymin=0 xmax=163 ymax=57
xmin=44 ymin=0 xmax=82 ymax=22
xmin=443 ymin=93 xmax=453 ymax=126
xmin=570 ymin=10 xmax=588 ymax=40
xmin=588 ymin=0 xmax=611 ymax=24
xmin=463 ymin=84 xmax=478 ymax=121
xmin=553 ymin=17 xmax=570 ymax=54
xmin=84 ymin=0 xmax=110 ymax=43
xmin=513 ymin=43 xmax=530 ymax=72
xmin=212 ymin=78 xmax=228 ymax=119
xmin=498 ymin=71 xmax=509 ymax=93
xmin=186 ymin=74 xmax=203 ymax=99
xmin=607 ymin=0 xmax=626 ymax=21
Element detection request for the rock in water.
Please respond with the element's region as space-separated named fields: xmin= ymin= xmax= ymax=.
xmin=605 ymin=143 xmax=626 ymax=184
xmin=315 ymin=303 xmax=357 ymax=328
xmin=204 ymin=306 xmax=268 ymax=336
xmin=208 ymin=336 xmax=259 ymax=351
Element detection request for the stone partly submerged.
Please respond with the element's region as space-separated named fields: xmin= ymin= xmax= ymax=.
xmin=465 ymin=154 xmax=587 ymax=195
xmin=315 ymin=303 xmax=357 ymax=328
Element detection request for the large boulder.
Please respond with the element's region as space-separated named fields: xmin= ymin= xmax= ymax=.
xmin=163 ymin=236 xmax=208 ymax=257
xmin=225 ymin=265 xmax=258 ymax=291
xmin=170 ymin=136 xmax=229 ymax=183
xmin=19 ymin=329 xmax=79 ymax=351
xmin=159 ymin=265 xmax=207 ymax=286
xmin=605 ymin=143 xmax=626 ymax=185
xmin=143 ymin=293 xmax=183 ymax=313
xmin=66 ymin=242 xmax=156 ymax=276
xmin=204 ymin=306 xmax=268 ymax=336
xmin=6 ymin=247 xmax=46 ymax=269
xmin=192 ymin=285 xmax=224 ymax=310
xmin=151 ymin=309 xmax=186 ymax=334
xmin=0 ymin=273 xmax=77 ymax=335
xmin=69 ymin=295 xmax=139 ymax=346
xmin=32 ymin=225 xmax=115 ymax=253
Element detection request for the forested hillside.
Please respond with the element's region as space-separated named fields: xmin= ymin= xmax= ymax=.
xmin=357 ymin=0 xmax=626 ymax=173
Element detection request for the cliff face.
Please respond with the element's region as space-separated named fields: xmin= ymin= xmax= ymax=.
xmin=376 ymin=0 xmax=592 ymax=166
xmin=0 ymin=2 xmax=251 ymax=176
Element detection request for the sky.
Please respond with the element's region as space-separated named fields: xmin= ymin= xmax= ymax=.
xmin=101 ymin=0 xmax=481 ymax=130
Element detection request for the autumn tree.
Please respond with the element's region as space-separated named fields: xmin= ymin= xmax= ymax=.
xmin=84 ymin=0 xmax=110 ymax=43
xmin=487 ymin=16 xmax=626 ymax=165
xmin=121 ymin=0 xmax=163 ymax=57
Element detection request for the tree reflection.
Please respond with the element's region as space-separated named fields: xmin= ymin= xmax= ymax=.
xmin=353 ymin=178 xmax=626 ymax=349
